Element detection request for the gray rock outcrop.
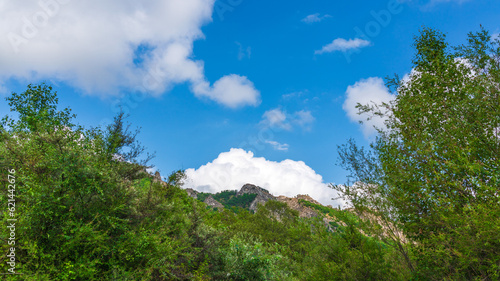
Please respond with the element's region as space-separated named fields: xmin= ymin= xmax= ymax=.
xmin=276 ymin=195 xmax=319 ymax=218
xmin=204 ymin=195 xmax=224 ymax=210
xmin=153 ymin=171 xmax=162 ymax=182
xmin=185 ymin=188 xmax=199 ymax=199
xmin=153 ymin=171 xmax=167 ymax=187
xmin=237 ymin=183 xmax=276 ymax=212
xmin=296 ymin=194 xmax=321 ymax=205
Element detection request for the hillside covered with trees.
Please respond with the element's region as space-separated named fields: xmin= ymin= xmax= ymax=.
xmin=0 ymin=27 xmax=499 ymax=280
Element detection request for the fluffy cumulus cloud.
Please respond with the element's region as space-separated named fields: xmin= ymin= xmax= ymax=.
xmin=0 ymin=0 xmax=260 ymax=108
xmin=343 ymin=77 xmax=395 ymax=137
xmin=301 ymin=13 xmax=331 ymax=24
xmin=260 ymin=108 xmax=315 ymax=131
xmin=193 ymin=74 xmax=260 ymax=108
xmin=315 ymin=38 xmax=371 ymax=54
xmin=184 ymin=149 xmax=343 ymax=206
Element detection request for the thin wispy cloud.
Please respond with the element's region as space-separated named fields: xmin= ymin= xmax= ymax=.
xmin=236 ymin=42 xmax=251 ymax=60
xmin=293 ymin=110 xmax=315 ymax=129
xmin=418 ymin=0 xmax=472 ymax=10
xmin=429 ymin=0 xmax=471 ymax=4
xmin=301 ymin=13 xmax=332 ymax=23
xmin=265 ymin=140 xmax=290 ymax=151
xmin=260 ymin=108 xmax=315 ymax=131
xmin=261 ymin=108 xmax=291 ymax=130
xmin=315 ymin=38 xmax=371 ymax=54
xmin=282 ymin=90 xmax=307 ymax=100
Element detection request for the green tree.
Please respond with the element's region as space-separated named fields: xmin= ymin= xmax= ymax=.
xmin=167 ymin=169 xmax=187 ymax=187
xmin=2 ymin=83 xmax=76 ymax=132
xmin=0 ymin=83 xmax=169 ymax=279
xmin=103 ymin=110 xmax=155 ymax=180
xmin=335 ymin=27 xmax=500 ymax=280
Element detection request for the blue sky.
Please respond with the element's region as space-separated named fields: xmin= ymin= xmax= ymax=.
xmin=1 ymin=0 xmax=499 ymax=205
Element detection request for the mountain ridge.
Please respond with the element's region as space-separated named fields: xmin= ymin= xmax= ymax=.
xmin=180 ymin=181 xmax=329 ymax=218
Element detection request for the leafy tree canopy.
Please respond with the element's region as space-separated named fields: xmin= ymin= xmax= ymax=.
xmin=335 ymin=26 xmax=500 ymax=280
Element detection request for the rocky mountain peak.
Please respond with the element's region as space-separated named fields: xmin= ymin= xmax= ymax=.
xmin=296 ymin=194 xmax=321 ymax=205
xmin=237 ymin=184 xmax=276 ymax=212
xmin=237 ymin=184 xmax=274 ymax=199
xmin=185 ymin=183 xmax=330 ymax=217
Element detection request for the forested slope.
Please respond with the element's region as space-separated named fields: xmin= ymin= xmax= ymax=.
xmin=0 ymin=26 xmax=498 ymax=280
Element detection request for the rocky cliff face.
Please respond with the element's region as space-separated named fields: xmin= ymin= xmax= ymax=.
xmin=184 ymin=184 xmax=329 ymax=217
xmin=276 ymin=195 xmax=319 ymax=218
xmin=152 ymin=171 xmax=167 ymax=187
xmin=296 ymin=194 xmax=321 ymax=206
xmin=185 ymin=184 xmax=336 ymax=220
xmin=185 ymin=188 xmax=199 ymax=199
xmin=237 ymin=184 xmax=276 ymax=212
xmin=185 ymin=183 xmax=340 ymax=232
xmin=204 ymin=195 xmax=224 ymax=210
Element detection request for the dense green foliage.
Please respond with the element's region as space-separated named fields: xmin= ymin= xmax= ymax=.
xmin=334 ymin=26 xmax=500 ymax=280
xmin=0 ymin=84 xmax=409 ymax=280
xmin=298 ymin=199 xmax=360 ymax=229
xmin=197 ymin=190 xmax=257 ymax=211
xmin=1 ymin=26 xmax=496 ymax=280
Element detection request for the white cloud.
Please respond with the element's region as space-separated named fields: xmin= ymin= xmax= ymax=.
xmin=265 ymin=140 xmax=289 ymax=151
xmin=315 ymin=38 xmax=371 ymax=54
xmin=343 ymin=77 xmax=395 ymax=137
xmin=261 ymin=108 xmax=292 ymax=130
xmin=193 ymin=74 xmax=261 ymax=108
xmin=260 ymin=108 xmax=315 ymax=131
xmin=184 ymin=148 xmax=343 ymax=206
xmin=294 ymin=110 xmax=315 ymax=129
xmin=281 ymin=90 xmax=307 ymax=100
xmin=301 ymin=13 xmax=331 ymax=24
xmin=0 ymin=0 xmax=259 ymax=108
